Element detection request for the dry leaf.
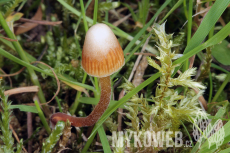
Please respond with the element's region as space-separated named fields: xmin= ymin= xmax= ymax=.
xmin=19 ymin=18 xmax=62 ymax=26
xmin=62 ymin=80 xmax=89 ymax=97
xmin=0 ymin=36 xmax=17 ymax=42
xmin=6 ymin=12 xmax=24 ymax=32
xmin=14 ymin=6 xmax=42 ymax=35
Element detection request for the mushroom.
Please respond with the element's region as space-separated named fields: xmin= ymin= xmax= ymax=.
xmin=51 ymin=23 xmax=124 ymax=127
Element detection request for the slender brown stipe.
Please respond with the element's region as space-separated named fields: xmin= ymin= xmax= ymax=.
xmin=50 ymin=23 xmax=124 ymax=127
xmin=51 ymin=76 xmax=111 ymax=127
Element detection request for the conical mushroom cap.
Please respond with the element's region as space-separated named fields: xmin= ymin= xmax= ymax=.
xmin=81 ymin=23 xmax=125 ymax=77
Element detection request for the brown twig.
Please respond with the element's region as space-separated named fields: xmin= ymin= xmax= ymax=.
xmin=0 ymin=36 xmax=18 ymax=41
xmin=4 ymin=86 xmax=39 ymax=96
xmin=132 ymin=56 xmax=149 ymax=87
xmin=57 ymin=148 xmax=71 ymax=153
xmin=0 ymin=68 xmax=12 ymax=87
xmin=189 ymin=55 xmax=196 ymax=69
xmin=126 ymin=52 xmax=156 ymax=57
xmin=116 ymin=7 xmax=128 ymax=14
xmin=1 ymin=61 xmax=60 ymax=105
xmin=9 ymin=124 xmax=28 ymax=153
xmin=27 ymin=112 xmax=33 ymax=153
xmin=75 ymin=127 xmax=88 ymax=142
xmin=128 ymin=34 xmax=152 ymax=82
xmin=118 ymin=90 xmax=125 ymax=131
xmin=31 ymin=61 xmax=60 ymax=105
xmin=135 ymin=21 xmax=153 ymax=32
xmin=112 ymin=14 xmax=131 ymax=27
xmin=0 ymin=67 xmax=26 ymax=77
xmin=19 ymin=18 xmax=62 ymax=26
xmin=193 ymin=87 xmax=207 ymax=110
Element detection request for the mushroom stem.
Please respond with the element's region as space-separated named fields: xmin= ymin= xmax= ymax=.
xmin=51 ymin=76 xmax=111 ymax=127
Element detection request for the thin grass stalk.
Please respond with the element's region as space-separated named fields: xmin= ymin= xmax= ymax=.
xmin=92 ymin=0 xmax=99 ymax=96
xmin=105 ymin=0 xmax=109 ymax=22
xmin=187 ymin=0 xmax=193 ymax=44
xmin=212 ymin=72 xmax=230 ymax=102
xmin=183 ymin=0 xmax=188 ymax=19
xmin=93 ymin=0 xmax=98 ymax=25
xmin=211 ymin=63 xmax=229 ymax=74
xmin=160 ymin=0 xmax=184 ymax=24
xmin=70 ymin=72 xmax=88 ymax=115
xmin=34 ymin=100 xmax=51 ymax=134
xmin=208 ymin=1 xmax=214 ymax=39
xmin=208 ymin=72 xmax=213 ymax=103
xmin=208 ymin=22 xmax=214 ymax=104
xmin=180 ymin=120 xmax=194 ymax=147
xmin=55 ymin=96 xmax=63 ymax=113
xmin=0 ymin=13 xmax=51 ymax=116
xmin=184 ymin=0 xmax=193 ymax=72
xmin=80 ymin=0 xmax=88 ymax=32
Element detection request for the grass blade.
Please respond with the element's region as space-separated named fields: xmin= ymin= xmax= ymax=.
xmin=160 ymin=0 xmax=184 ymax=24
xmin=98 ymin=126 xmax=112 ymax=153
xmin=173 ymin=22 xmax=230 ymax=65
xmin=0 ymin=47 xmax=95 ymax=91
xmin=184 ymin=0 xmax=230 ymax=54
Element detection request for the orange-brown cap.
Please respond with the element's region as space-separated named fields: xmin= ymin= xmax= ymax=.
xmin=81 ymin=23 xmax=125 ymax=77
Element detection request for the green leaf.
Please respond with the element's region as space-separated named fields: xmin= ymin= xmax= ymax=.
xmin=211 ymin=63 xmax=229 ymax=73
xmin=9 ymin=105 xmax=38 ymax=113
xmin=173 ymin=22 xmax=230 ymax=66
xmin=184 ymin=0 xmax=230 ymax=54
xmin=218 ymin=148 xmax=230 ymax=153
xmin=160 ymin=0 xmax=184 ymax=24
xmin=98 ymin=127 xmax=112 ymax=153
xmin=212 ymin=40 xmax=230 ymax=65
